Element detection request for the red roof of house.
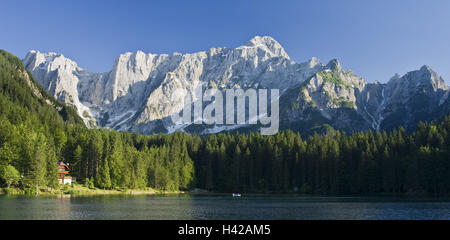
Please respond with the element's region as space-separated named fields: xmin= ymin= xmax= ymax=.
xmin=58 ymin=161 xmax=70 ymax=171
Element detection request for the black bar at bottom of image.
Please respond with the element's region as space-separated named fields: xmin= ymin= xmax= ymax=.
xmin=2 ymin=220 xmax=450 ymax=239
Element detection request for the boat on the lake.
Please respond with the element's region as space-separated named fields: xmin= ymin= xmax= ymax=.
xmin=232 ymin=193 xmax=241 ymax=197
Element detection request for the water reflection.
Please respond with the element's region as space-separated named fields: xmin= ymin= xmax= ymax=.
xmin=66 ymin=194 xmax=198 ymax=220
xmin=1 ymin=195 xmax=450 ymax=220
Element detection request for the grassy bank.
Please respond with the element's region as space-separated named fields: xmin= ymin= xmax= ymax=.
xmin=0 ymin=183 xmax=185 ymax=196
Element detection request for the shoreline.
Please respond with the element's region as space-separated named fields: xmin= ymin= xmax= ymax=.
xmin=1 ymin=186 xmax=445 ymax=199
xmin=0 ymin=185 xmax=185 ymax=197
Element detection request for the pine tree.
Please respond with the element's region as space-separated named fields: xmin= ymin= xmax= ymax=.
xmin=1 ymin=165 xmax=20 ymax=188
xmin=96 ymin=154 xmax=112 ymax=189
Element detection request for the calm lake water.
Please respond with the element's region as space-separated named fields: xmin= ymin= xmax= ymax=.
xmin=1 ymin=194 xmax=450 ymax=220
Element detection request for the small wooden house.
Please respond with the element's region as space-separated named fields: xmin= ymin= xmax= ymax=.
xmin=57 ymin=161 xmax=72 ymax=185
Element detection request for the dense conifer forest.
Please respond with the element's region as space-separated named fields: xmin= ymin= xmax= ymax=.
xmin=1 ymin=49 xmax=449 ymax=195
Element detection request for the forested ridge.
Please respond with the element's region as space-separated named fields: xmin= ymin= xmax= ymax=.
xmin=1 ymin=49 xmax=450 ymax=196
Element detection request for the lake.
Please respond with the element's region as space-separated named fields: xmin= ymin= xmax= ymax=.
xmin=1 ymin=194 xmax=450 ymax=220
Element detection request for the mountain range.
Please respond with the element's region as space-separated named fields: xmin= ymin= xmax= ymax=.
xmin=22 ymin=36 xmax=450 ymax=135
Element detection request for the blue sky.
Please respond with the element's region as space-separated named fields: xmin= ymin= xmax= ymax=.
xmin=1 ymin=0 xmax=449 ymax=83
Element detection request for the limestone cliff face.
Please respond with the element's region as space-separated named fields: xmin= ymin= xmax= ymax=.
xmin=280 ymin=59 xmax=450 ymax=133
xmin=23 ymin=36 xmax=450 ymax=135
xmin=378 ymin=66 xmax=449 ymax=131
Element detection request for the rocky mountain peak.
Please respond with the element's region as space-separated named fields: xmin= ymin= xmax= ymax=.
xmin=390 ymin=65 xmax=449 ymax=91
xmin=23 ymin=50 xmax=80 ymax=73
xmin=325 ymin=59 xmax=342 ymax=72
xmin=238 ymin=36 xmax=290 ymax=60
xmin=308 ymin=57 xmax=322 ymax=68
xmin=389 ymin=73 xmax=402 ymax=81
xmin=420 ymin=65 xmax=432 ymax=72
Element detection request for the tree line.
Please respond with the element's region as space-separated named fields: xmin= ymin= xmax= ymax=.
xmin=192 ymin=119 xmax=450 ymax=195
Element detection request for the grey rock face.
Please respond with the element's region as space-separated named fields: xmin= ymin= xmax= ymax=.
xmin=23 ymin=36 xmax=450 ymax=135
xmin=378 ymin=65 xmax=449 ymax=131
xmin=280 ymin=60 xmax=450 ymax=133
